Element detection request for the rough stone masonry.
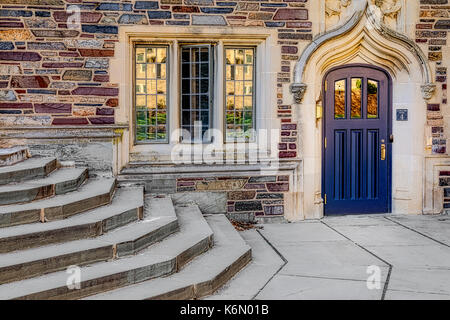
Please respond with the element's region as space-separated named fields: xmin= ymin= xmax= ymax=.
xmin=1 ymin=0 xmax=450 ymax=218
xmin=0 ymin=0 xmax=313 ymax=219
xmin=0 ymin=0 xmax=310 ymax=151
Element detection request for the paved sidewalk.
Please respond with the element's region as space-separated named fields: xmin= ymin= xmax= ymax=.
xmin=209 ymin=214 xmax=450 ymax=300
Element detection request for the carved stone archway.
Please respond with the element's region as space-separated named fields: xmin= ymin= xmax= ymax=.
xmin=291 ymin=0 xmax=433 ymax=220
xmin=291 ymin=0 xmax=435 ymax=104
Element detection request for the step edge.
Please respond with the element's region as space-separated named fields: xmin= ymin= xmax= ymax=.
xmin=9 ymin=233 xmax=212 ymax=300
xmin=1 ymin=209 xmax=212 ymax=299
xmin=0 ymin=158 xmax=58 ymax=185
xmin=84 ymin=215 xmax=252 ymax=300
xmin=86 ymin=245 xmax=251 ymax=300
xmin=0 ymin=168 xmax=88 ymax=206
xmin=0 ymin=186 xmax=142 ymax=240
xmin=0 ymin=147 xmax=30 ymax=167
xmin=154 ymin=248 xmax=252 ymax=300
xmin=0 ymin=204 xmax=143 ymax=255
xmin=0 ymin=215 xmax=180 ymax=285
xmin=0 ymin=178 xmax=116 ymax=228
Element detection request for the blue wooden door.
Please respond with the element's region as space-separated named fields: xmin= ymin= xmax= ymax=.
xmin=323 ymin=65 xmax=391 ymax=215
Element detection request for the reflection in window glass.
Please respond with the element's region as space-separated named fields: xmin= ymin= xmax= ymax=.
xmin=225 ymin=48 xmax=255 ymax=141
xmin=135 ymin=46 xmax=168 ymax=142
xmin=367 ymin=79 xmax=378 ymax=118
xmin=334 ymin=80 xmax=346 ymax=119
xmin=351 ymin=78 xmax=362 ymax=119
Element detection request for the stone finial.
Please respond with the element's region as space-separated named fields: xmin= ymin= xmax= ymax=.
xmin=421 ymin=83 xmax=436 ymax=100
xmin=290 ymin=83 xmax=307 ymax=104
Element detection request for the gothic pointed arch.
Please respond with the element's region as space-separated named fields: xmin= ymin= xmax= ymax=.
xmin=291 ymin=0 xmax=435 ymax=103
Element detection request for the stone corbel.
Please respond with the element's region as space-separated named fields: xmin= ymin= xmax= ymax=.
xmin=290 ymin=83 xmax=307 ymax=104
xmin=421 ymin=83 xmax=436 ymax=100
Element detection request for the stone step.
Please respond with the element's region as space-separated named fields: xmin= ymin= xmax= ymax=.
xmin=0 ymin=147 xmax=30 ymax=167
xmin=0 ymin=167 xmax=88 ymax=205
xmin=0 ymin=178 xmax=116 ymax=228
xmin=0 ymin=187 xmax=144 ymax=254
xmin=0 ymin=204 xmax=213 ymax=300
xmin=121 ymin=162 xmax=298 ymax=175
xmin=85 ymin=214 xmax=252 ymax=300
xmin=205 ymin=229 xmax=285 ymax=300
xmin=0 ymin=194 xmax=181 ymax=285
xmin=0 ymin=157 xmax=57 ymax=185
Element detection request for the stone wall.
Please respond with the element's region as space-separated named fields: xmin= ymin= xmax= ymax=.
xmin=0 ymin=0 xmax=313 ymax=162
xmin=176 ymin=174 xmax=289 ymax=219
xmin=3 ymin=1 xmax=444 ymax=157
xmin=2 ymin=0 xmax=450 ymax=217
xmin=417 ymin=0 xmax=450 ymax=154
xmin=439 ymin=169 xmax=450 ymax=211
xmin=417 ymin=0 xmax=450 ymax=213
xmin=0 ymin=125 xmax=124 ymax=174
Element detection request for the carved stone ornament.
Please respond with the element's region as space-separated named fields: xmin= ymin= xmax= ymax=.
xmin=290 ymin=83 xmax=308 ymax=104
xmin=291 ymin=0 xmax=433 ymax=104
xmin=325 ymin=0 xmax=352 ymax=17
xmin=371 ymin=0 xmax=401 ymax=19
xmin=421 ymin=83 xmax=436 ymax=100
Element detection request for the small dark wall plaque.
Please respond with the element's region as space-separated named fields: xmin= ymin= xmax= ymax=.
xmin=396 ymin=109 xmax=408 ymax=121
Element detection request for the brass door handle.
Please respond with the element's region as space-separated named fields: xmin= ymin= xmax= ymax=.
xmin=381 ymin=143 xmax=386 ymax=161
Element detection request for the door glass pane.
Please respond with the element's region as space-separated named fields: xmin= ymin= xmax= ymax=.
xmin=225 ymin=48 xmax=255 ymax=141
xmin=135 ymin=45 xmax=168 ymax=142
xmin=351 ymin=78 xmax=362 ymax=119
xmin=334 ymin=80 xmax=346 ymax=119
xmin=367 ymin=79 xmax=379 ymax=119
xmin=181 ymin=45 xmax=212 ymax=142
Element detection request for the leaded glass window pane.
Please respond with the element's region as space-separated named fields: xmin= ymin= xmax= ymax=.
xmin=334 ymin=79 xmax=346 ymax=119
xmin=181 ymin=45 xmax=212 ymax=142
xmin=367 ymin=79 xmax=379 ymax=119
xmin=225 ymin=48 xmax=255 ymax=141
xmin=135 ymin=45 xmax=168 ymax=142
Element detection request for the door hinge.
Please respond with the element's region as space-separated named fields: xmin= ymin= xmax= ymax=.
xmin=324 ymin=194 xmax=327 ymax=205
xmin=324 ymin=137 xmax=327 ymax=149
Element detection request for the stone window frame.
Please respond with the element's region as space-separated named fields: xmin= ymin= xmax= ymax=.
xmin=116 ymin=27 xmax=279 ymax=162
xmin=133 ymin=40 xmax=260 ymax=146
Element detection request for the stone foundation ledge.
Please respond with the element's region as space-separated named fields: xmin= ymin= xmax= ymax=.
xmin=119 ymin=161 xmax=301 ymax=223
xmin=0 ymin=125 xmax=127 ymax=174
xmin=0 ymin=125 xmax=127 ymax=140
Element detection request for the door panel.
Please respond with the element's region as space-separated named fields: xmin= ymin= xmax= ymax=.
xmin=323 ymin=65 xmax=391 ymax=215
xmin=334 ymin=130 xmax=346 ymax=200
xmin=367 ymin=129 xmax=379 ymax=200
xmin=350 ymin=129 xmax=362 ymax=200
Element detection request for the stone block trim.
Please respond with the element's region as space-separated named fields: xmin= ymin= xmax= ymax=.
xmin=176 ymin=175 xmax=290 ymax=217
xmin=439 ymin=170 xmax=450 ymax=210
xmin=417 ymin=2 xmax=449 ymax=154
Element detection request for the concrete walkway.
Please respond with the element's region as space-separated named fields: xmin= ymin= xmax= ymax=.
xmin=209 ymin=214 xmax=450 ymax=300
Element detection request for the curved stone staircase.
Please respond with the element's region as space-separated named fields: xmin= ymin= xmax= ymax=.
xmin=0 ymin=149 xmax=252 ymax=300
